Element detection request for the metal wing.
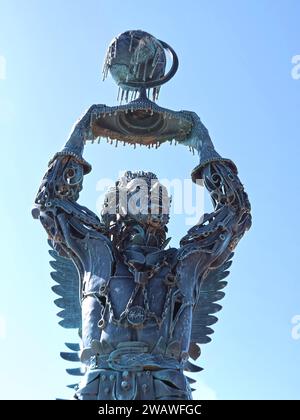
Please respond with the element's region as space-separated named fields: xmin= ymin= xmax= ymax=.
xmin=49 ymin=239 xmax=81 ymax=330
xmin=48 ymin=240 xmax=85 ymax=385
xmin=189 ymin=252 xmax=234 ymax=361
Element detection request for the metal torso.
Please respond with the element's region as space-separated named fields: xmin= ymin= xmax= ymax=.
xmin=77 ymin=242 xmax=194 ymax=400
xmin=101 ymin=258 xmax=193 ymax=351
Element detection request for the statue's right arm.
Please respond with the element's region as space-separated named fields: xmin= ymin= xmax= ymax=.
xmin=32 ymin=105 xmax=106 ymax=257
xmin=33 ymin=106 xmax=114 ymax=350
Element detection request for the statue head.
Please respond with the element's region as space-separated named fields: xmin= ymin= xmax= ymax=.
xmin=101 ymin=171 xmax=171 ymax=235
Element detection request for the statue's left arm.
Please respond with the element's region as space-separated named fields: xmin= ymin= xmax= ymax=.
xmin=178 ymin=111 xmax=252 ymax=281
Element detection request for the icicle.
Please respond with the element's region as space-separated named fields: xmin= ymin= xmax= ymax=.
xmin=152 ymin=88 xmax=156 ymax=101
xmin=134 ymin=143 xmax=136 ymax=149
xmin=143 ymin=60 xmax=148 ymax=81
xmin=135 ymin=47 xmax=141 ymax=71
xmin=170 ymin=140 xmax=173 ymax=145
xmin=148 ymin=144 xmax=151 ymax=149
xmin=132 ymin=48 xmax=140 ymax=78
xmin=113 ymin=38 xmax=117 ymax=58
xmin=102 ymin=59 xmax=107 ymax=81
xmin=125 ymin=89 xmax=129 ymax=103
xmin=192 ymin=147 xmax=195 ymax=155
xmin=91 ymin=138 xmax=95 ymax=144
xmin=131 ymin=90 xmax=135 ymax=101
xmin=155 ymin=87 xmax=160 ymax=101
xmin=98 ymin=137 xmax=101 ymax=144
xmin=106 ymin=138 xmax=109 ymax=143
xmin=136 ymin=64 xmax=141 ymax=79
xmin=115 ymin=140 xmax=118 ymax=147
xmin=132 ymin=61 xmax=137 ymax=78
xmin=110 ymin=139 xmax=113 ymax=145
xmin=102 ymin=45 xmax=113 ymax=81
xmin=129 ymin=32 xmax=133 ymax=52
xmin=149 ymin=61 xmax=157 ymax=79
xmin=117 ymin=86 xmax=121 ymax=102
xmin=121 ymin=89 xmax=125 ymax=103
xmin=106 ymin=57 xmax=110 ymax=78
xmin=123 ymin=141 xmax=126 ymax=146
xmin=104 ymin=64 xmax=108 ymax=80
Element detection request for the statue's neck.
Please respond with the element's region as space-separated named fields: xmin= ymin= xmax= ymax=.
xmin=112 ymin=222 xmax=165 ymax=252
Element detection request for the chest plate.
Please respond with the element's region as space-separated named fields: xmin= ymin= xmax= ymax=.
xmin=105 ymin=272 xmax=170 ymax=328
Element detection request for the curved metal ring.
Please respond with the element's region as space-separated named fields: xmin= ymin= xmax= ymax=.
xmin=121 ymin=40 xmax=179 ymax=90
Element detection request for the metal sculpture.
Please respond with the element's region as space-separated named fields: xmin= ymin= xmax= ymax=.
xmin=33 ymin=30 xmax=251 ymax=400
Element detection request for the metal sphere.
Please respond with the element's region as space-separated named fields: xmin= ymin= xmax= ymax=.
xmin=103 ymin=30 xmax=166 ymax=91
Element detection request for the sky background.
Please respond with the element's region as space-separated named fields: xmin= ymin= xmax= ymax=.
xmin=0 ymin=0 xmax=300 ymax=400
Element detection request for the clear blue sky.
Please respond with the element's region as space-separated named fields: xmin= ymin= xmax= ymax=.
xmin=0 ymin=0 xmax=300 ymax=400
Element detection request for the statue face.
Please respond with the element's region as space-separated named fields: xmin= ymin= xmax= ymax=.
xmin=101 ymin=172 xmax=171 ymax=228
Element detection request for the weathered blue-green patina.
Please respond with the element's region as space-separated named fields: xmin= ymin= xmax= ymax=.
xmin=33 ymin=30 xmax=251 ymax=400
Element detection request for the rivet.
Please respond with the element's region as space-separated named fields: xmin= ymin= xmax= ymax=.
xmin=121 ymin=380 xmax=130 ymax=390
xmin=98 ymin=319 xmax=106 ymax=329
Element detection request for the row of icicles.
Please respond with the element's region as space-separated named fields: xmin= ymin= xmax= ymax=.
xmin=116 ymin=86 xmax=161 ymax=104
xmin=90 ymin=109 xmax=186 ymax=120
xmin=83 ymin=136 xmax=196 ymax=154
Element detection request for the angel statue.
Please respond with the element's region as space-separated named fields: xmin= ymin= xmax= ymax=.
xmin=32 ymin=30 xmax=251 ymax=400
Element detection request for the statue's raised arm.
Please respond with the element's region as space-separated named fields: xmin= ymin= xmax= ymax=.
xmin=32 ymin=105 xmax=114 ymax=360
xmin=179 ymin=111 xmax=251 ymax=273
xmin=32 ymin=105 xmax=106 ymax=256
xmin=172 ymin=111 xmax=252 ymax=361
